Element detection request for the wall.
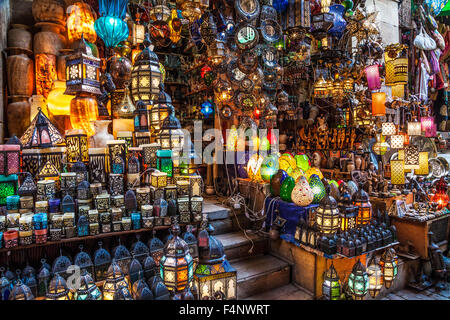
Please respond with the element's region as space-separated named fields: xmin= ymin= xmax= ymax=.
xmin=366 ymin=0 xmax=401 ymax=45
xmin=0 ymin=0 xmax=10 ymax=143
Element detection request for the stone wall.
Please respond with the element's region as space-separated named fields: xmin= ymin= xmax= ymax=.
xmin=0 ymin=0 xmax=10 ymax=143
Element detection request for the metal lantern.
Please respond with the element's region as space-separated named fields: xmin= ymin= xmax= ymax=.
xmin=132 ymin=277 xmax=153 ymax=300
xmin=20 ymin=108 xmax=63 ymax=148
xmin=157 ymin=106 xmax=184 ymax=153
xmin=194 ymin=233 xmax=237 ymax=300
xmin=415 ymin=152 xmax=429 ymax=175
xmin=149 ymin=86 xmax=172 ymax=134
xmin=208 ymin=39 xmax=226 ymax=66
xmin=113 ymin=241 xmax=132 ymax=275
xmin=200 ymin=12 xmax=217 ymax=45
xmin=143 ymin=255 xmax=158 ymax=280
xmin=404 ymin=145 xmax=420 ymax=170
xmin=390 ymin=160 xmax=405 ymax=185
xmin=322 ymin=263 xmax=341 ymax=300
xmin=129 ymin=256 xmax=143 ymax=284
xmin=149 ymin=234 xmax=165 ymax=266
xmin=131 ymin=236 xmax=150 ymax=266
xmin=380 ymin=248 xmax=398 ymax=289
xmin=381 ymin=123 xmax=396 ymax=136
xmin=315 ymin=187 xmax=341 ymax=235
xmin=338 ymin=188 xmax=357 ymax=231
xmin=393 ymin=57 xmax=408 ymax=85
xmin=134 ymin=101 xmax=150 ymax=132
xmin=347 ymin=259 xmax=368 ymax=300
xmin=157 ymin=149 xmax=173 ymax=179
xmin=65 ymin=129 xmax=89 ymax=163
xmin=45 ymin=274 xmax=72 ymax=300
xmin=178 ymin=0 xmax=202 ymax=23
xmin=94 ymin=242 xmax=112 ymax=282
xmin=151 ymin=171 xmax=168 ymax=188
xmin=74 ymin=245 xmax=94 ymax=277
xmin=9 ymin=279 xmax=34 ymax=300
xmin=131 ymin=36 xmax=161 ymax=105
xmin=352 ymin=187 xmax=372 ymax=226
xmin=160 ymin=223 xmax=194 ymax=292
xmin=367 ymin=256 xmax=383 ymax=298
xmin=102 ymin=261 xmax=131 ymax=300
xmin=0 ymin=145 xmax=20 ymax=176
xmin=142 ymin=143 xmax=160 ymax=168
xmin=73 ymin=270 xmax=102 ymax=300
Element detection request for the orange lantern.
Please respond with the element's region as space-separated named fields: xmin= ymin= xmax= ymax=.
xmin=70 ymin=95 xmax=98 ymax=136
xmin=372 ymin=92 xmax=386 ymax=116
xmin=430 ymin=178 xmax=449 ymax=209
xmin=66 ymin=2 xmax=97 ymax=44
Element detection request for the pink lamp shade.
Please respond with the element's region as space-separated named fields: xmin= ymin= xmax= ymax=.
xmin=365 ymin=65 xmax=381 ymax=91
xmin=421 ymin=117 xmax=437 ymax=137
xmin=0 ymin=145 xmax=21 ymax=175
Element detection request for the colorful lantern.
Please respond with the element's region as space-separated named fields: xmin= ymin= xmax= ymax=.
xmin=270 ymin=169 xmax=288 ymax=197
xmin=306 ymin=167 xmax=324 ymax=180
xmin=309 ymin=174 xmax=326 ymax=204
xmin=74 ymin=270 xmax=102 ymax=300
xmin=421 ymin=116 xmax=437 ymax=137
xmin=352 ymin=187 xmax=372 ymax=225
xmin=157 ymin=106 xmax=184 ymax=153
xmin=393 ymin=57 xmax=408 ymax=85
xmin=430 ymin=177 xmax=449 ymax=209
xmin=20 ymin=108 xmax=63 ymax=148
xmin=0 ymin=145 xmax=20 ymax=176
xmin=94 ymin=0 xmax=129 ymax=48
xmin=322 ymin=263 xmax=341 ymax=300
xmin=66 ymin=2 xmax=97 ymax=44
xmin=314 ymin=187 xmax=340 ymax=234
xmin=291 ymin=176 xmax=314 ymax=206
xmin=45 ymin=275 xmax=72 ymax=300
xmin=347 ymin=259 xmax=368 ymax=300
xmin=295 ymin=154 xmax=311 ymax=172
xmin=200 ymin=100 xmax=214 ymax=118
xmin=65 ymin=129 xmax=89 ymax=163
xmin=380 ymin=248 xmax=398 ymax=289
xmin=70 ymin=95 xmax=99 ymax=137
xmin=407 ymin=121 xmax=421 ymax=136
xmin=404 ymin=145 xmax=420 ymax=170
xmin=102 ymin=261 xmax=130 ymax=300
xmin=367 ymin=256 xmax=383 ymax=298
xmin=371 ymin=92 xmax=386 ymax=116
xmin=364 ymin=65 xmax=381 ymax=91
xmin=150 ymin=87 xmax=172 ymax=134
xmin=280 ymin=176 xmax=295 ymax=202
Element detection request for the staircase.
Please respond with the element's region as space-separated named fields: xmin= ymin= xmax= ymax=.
xmin=203 ymin=197 xmax=313 ymax=300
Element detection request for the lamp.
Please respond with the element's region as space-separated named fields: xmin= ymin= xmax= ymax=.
xmin=407 ymin=121 xmax=421 ymax=136
xmin=142 ymin=143 xmax=160 ymax=168
xmin=367 ymin=256 xmax=383 ymax=298
xmin=94 ymin=242 xmax=112 ymax=282
xmin=322 ymin=263 xmax=340 ymax=300
xmin=404 ymin=145 xmax=419 ymax=170
xmin=0 ymin=145 xmax=20 ymax=176
xmin=380 ymin=248 xmax=398 ymax=289
xmin=131 ymin=36 xmax=161 ymax=105
xmin=430 ymin=177 xmax=449 ymax=209
xmin=8 ymin=279 xmax=34 ymax=300
xmin=157 ymin=105 xmax=184 ymax=153
xmin=134 ymin=101 xmax=150 ymax=132
xmin=47 ymin=80 xmax=75 ymax=115
xmin=157 ymin=149 xmax=173 ymax=179
xmin=314 ymin=186 xmax=341 ymax=235
xmin=151 ymin=171 xmax=168 ymax=188
xmin=65 ymin=129 xmax=89 ymax=163
xmin=364 ymin=65 xmax=381 ymax=91
xmin=415 ymin=152 xmax=429 ymax=175
xmin=160 ymin=223 xmax=194 ymax=292
xmin=20 ymin=108 xmax=63 ymax=148
xmin=371 ymin=92 xmax=386 ymax=116
xmin=352 ymin=187 xmax=372 ymax=226
xmin=390 ymin=160 xmax=405 ymax=185
xmin=381 ymin=123 xmax=396 ymax=136
xmin=66 ymin=2 xmax=97 ymax=44
xmin=208 ymin=39 xmax=227 ymax=66
xmin=149 ymin=87 xmax=172 ymax=135
xmin=102 ymin=261 xmax=131 ymax=300
xmin=313 ymin=78 xmax=328 ymax=98
xmin=421 ymin=116 xmax=437 ymax=137
xmin=94 ymin=0 xmax=129 ymax=48
xmin=347 ymin=259 xmax=368 ymax=300
xmin=177 ymin=0 xmax=202 ymax=23
xmin=390 ymin=135 xmax=404 ymax=149
xmin=45 ymin=274 xmax=72 ymax=300
xmin=338 ymin=188 xmax=358 ymax=231
xmin=393 ymin=57 xmax=408 ymax=85
xmin=74 ymin=270 xmax=102 ymax=300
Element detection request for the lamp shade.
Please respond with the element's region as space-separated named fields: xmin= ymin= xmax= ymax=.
xmin=390 ymin=135 xmax=404 ymax=149
xmin=94 ymin=0 xmax=129 ymax=48
xmin=390 ymin=160 xmax=405 ymax=185
xmin=322 ymin=263 xmax=341 ymax=300
xmin=371 ymin=92 xmax=386 ymax=116
xmin=415 ymin=152 xmax=429 ymax=175
xmin=364 ymin=65 xmax=381 ymax=91
xmin=404 ymin=145 xmax=419 ymax=170
xmin=407 ymin=122 xmax=421 ymax=136
xmin=393 ymin=57 xmax=408 ymax=85
xmin=381 ymin=123 xmax=396 ymax=136
xmin=67 ymin=2 xmax=97 ymax=44
xmin=421 ymin=117 xmax=437 ymax=137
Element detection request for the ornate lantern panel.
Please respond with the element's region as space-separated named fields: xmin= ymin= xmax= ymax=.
xmin=322 ymin=263 xmax=340 ymax=300
xmin=20 ymin=109 xmax=63 ymax=149
xmin=352 ymin=188 xmax=372 ymax=226
xmin=347 ymin=259 xmax=368 ymax=300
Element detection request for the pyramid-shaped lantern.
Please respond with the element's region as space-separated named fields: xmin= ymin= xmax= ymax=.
xmin=20 ymin=108 xmax=63 ymax=149
xmin=38 ymin=161 xmax=60 ymax=179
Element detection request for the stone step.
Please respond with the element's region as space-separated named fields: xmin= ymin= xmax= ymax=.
xmin=202 ymin=199 xmax=230 ymax=221
xmin=245 ymin=284 xmax=313 ymax=300
xmin=233 ymin=255 xmax=291 ymax=299
xmin=210 ymin=218 xmax=234 ymax=236
xmin=216 ymin=231 xmax=269 ymax=261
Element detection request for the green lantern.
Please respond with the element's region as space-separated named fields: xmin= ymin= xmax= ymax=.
xmin=295 ymin=154 xmax=310 ymax=172
xmin=157 ymin=149 xmax=173 ymax=178
xmin=309 ymin=174 xmax=326 ymax=204
xmin=280 ymin=176 xmax=295 ymax=202
xmin=260 ymin=154 xmax=279 ymax=182
xmin=322 ymin=263 xmax=341 ymax=300
xmin=0 ymin=174 xmax=18 ymax=205
xmin=348 ymin=259 xmax=369 ymax=300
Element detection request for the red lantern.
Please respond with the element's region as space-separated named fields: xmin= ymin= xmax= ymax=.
xmin=431 ymin=178 xmax=449 ymax=209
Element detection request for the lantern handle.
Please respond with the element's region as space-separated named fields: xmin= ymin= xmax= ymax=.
xmin=79 ymin=244 xmax=84 ymax=251
xmin=98 ymin=241 xmax=103 ymax=248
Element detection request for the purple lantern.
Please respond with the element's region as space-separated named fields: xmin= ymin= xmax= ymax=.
xmin=364 ymin=64 xmax=381 ymax=91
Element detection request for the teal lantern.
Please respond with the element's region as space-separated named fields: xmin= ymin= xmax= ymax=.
xmin=157 ymin=149 xmax=173 ymax=178
xmin=94 ymin=0 xmax=129 ymax=48
xmin=261 ymin=154 xmax=279 ymax=182
xmin=348 ymin=259 xmax=369 ymax=300
xmin=74 ymin=270 xmax=102 ymax=300
xmin=280 ymin=176 xmax=295 ymax=202
xmin=309 ymin=174 xmax=326 ymax=204
xmin=0 ymin=175 xmax=18 ymax=206
xmin=200 ymin=100 xmax=214 ymax=118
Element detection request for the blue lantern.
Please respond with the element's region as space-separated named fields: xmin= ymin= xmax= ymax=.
xmin=273 ymin=0 xmax=288 ymax=12
xmin=94 ymin=0 xmax=129 ymax=48
xmin=328 ymin=4 xmax=347 ymax=39
xmin=201 ymin=100 xmax=214 ymax=118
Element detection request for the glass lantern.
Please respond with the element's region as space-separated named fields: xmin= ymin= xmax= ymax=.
xmin=149 ymin=86 xmax=172 ymax=134
xmin=322 ymin=263 xmax=341 ymax=300
xmin=338 ymin=188 xmax=357 ymax=231
xmin=314 ymin=188 xmax=341 ymax=235
xmin=157 ymin=149 xmax=173 ymax=179
xmin=66 ymin=2 xmax=97 ymax=44
xmin=404 ymin=145 xmax=420 ymax=170
xmin=407 ymin=121 xmax=421 ymax=136
xmin=94 ymin=0 xmax=129 ymax=48
xmin=352 ymin=187 xmax=372 ymax=226
xmin=93 ymin=242 xmax=112 ymax=282
xmin=149 ymin=233 xmax=165 ymax=266
xmin=367 ymin=256 xmax=383 ymax=298
xmin=157 ymin=105 xmax=184 ymax=154
xmin=134 ymin=101 xmax=150 ymax=132
xmin=364 ymin=65 xmax=381 ymax=91
xmin=381 ymin=123 xmax=396 ymax=136
xmin=113 ymin=241 xmax=132 ymax=275
xmin=45 ymin=274 xmax=72 ymax=300
xmin=371 ymin=92 xmax=386 ymax=116
xmin=160 ymin=223 xmax=194 ymax=292
xmin=20 ymin=108 xmax=63 ymax=148
xmin=74 ymin=270 xmax=102 ymax=300
xmin=102 ymin=261 xmax=131 ymax=300
xmin=380 ymin=248 xmax=398 ymax=289
xmin=65 ymin=129 xmax=89 ymax=163
xmin=347 ymin=259 xmax=368 ymax=300
xmin=8 ymin=279 xmax=34 ymax=300
xmin=390 ymin=135 xmax=404 ymax=149
xmin=0 ymin=145 xmax=20 ymax=176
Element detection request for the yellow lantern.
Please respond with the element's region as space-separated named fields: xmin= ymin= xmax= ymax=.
xmin=414 ymin=152 xmax=429 ymax=175
xmin=66 ymin=2 xmax=97 ymax=44
xmin=47 ymin=80 xmax=75 ymax=116
xmin=391 ymin=84 xmax=404 ymax=98
xmin=393 ymin=57 xmax=408 ymax=85
xmin=390 ymin=160 xmax=405 ymax=185
xmin=279 ymin=154 xmax=297 ymax=174
xmin=313 ymin=78 xmax=328 ymax=98
xmin=306 ymin=167 xmax=324 ymax=180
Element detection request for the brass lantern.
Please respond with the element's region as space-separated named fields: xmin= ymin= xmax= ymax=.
xmin=45 ymin=274 xmax=72 ymax=300
xmin=314 ymin=186 xmax=341 ymax=235
xmin=160 ymin=223 xmax=194 ymax=292
xmin=102 ymin=261 xmax=131 ymax=300
xmin=177 ymin=0 xmax=202 ymax=23
xmin=157 ymin=105 xmax=184 ymax=153
xmin=64 ymin=36 xmax=101 ymax=96
xmin=150 ymin=86 xmax=172 ymax=134
xmin=338 ymin=187 xmax=357 ymax=231
xmin=352 ymin=187 xmax=372 ymax=226
xmin=367 ymin=256 xmax=383 ymax=298
xmin=380 ymin=248 xmax=398 ymax=289
xmin=65 ymin=129 xmax=89 ymax=163
xmin=322 ymin=263 xmax=341 ymax=300
xmin=20 ymin=108 xmax=63 ymax=149
xmin=74 ymin=270 xmax=102 ymax=300
xmin=131 ymin=36 xmax=161 ymax=105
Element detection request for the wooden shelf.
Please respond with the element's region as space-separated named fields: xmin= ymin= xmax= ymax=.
xmin=0 ymin=222 xmax=200 ymax=254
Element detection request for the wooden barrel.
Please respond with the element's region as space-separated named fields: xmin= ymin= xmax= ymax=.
xmin=7 ymin=24 xmax=33 ymax=51
xmin=6 ymin=53 xmax=34 ymax=96
xmin=7 ymin=96 xmax=31 ymax=137
xmin=33 ymin=22 xmax=66 ymax=55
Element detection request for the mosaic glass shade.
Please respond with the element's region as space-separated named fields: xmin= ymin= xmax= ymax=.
xmin=279 ymin=176 xmax=295 ymax=202
xmin=364 ymin=64 xmax=381 ymax=91
xmin=381 ymin=123 xmax=396 ymax=136
xmin=404 ymin=145 xmax=419 ymax=170
xmin=322 ymin=263 xmax=340 ymax=300
xmin=347 ymin=259 xmax=368 ymax=300
xmin=20 ymin=109 xmax=63 ymax=148
xmin=309 ymin=174 xmax=326 ymax=204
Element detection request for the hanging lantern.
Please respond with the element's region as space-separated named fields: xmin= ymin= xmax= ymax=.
xmin=128 ymin=14 xmax=146 ymax=46
xmin=94 ymin=242 xmax=112 ymax=282
xmin=74 ymin=270 xmax=102 ymax=300
xmin=45 ymin=274 xmax=72 ymax=300
xmin=367 ymin=256 xmax=383 ymax=298
xmin=94 ymin=0 xmax=129 ymax=48
xmin=131 ymin=36 xmax=161 ymax=105
xmin=208 ymin=39 xmax=226 ymax=66
xmin=322 ymin=263 xmax=341 ymax=300
xmin=178 ymin=0 xmax=202 ymax=23
xmin=70 ymin=95 xmax=99 ymax=137
xmin=391 ymin=84 xmax=404 ymax=98
xmin=314 ymin=186 xmax=341 ymax=235
xmin=390 ymin=159 xmax=405 ymax=185
xmin=347 ymin=259 xmax=368 ymax=300
xmin=407 ymin=121 xmax=421 ymax=136
xmin=371 ymin=92 xmax=386 ymax=116
xmin=421 ymin=116 xmax=437 ymax=137
xmin=134 ymin=101 xmax=150 ymax=132
xmin=102 ymin=261 xmax=131 ymax=300
xmin=381 ymin=123 xmax=396 ymax=136
xmin=415 ymin=152 xmax=429 ymax=175
xmin=200 ymin=12 xmax=218 ymax=45
xmin=47 ymin=80 xmax=75 ymax=116
xmin=313 ymin=78 xmax=328 ymax=98
xmin=20 ymin=108 xmax=63 ymax=148
xmin=393 ymin=57 xmax=408 ymax=85
xmin=149 ymin=0 xmax=171 ymax=21
xmin=157 ymin=105 xmax=184 ymax=153
xmin=149 ymin=234 xmax=165 ymax=266
xmin=8 ymin=279 xmax=34 ymax=300
xmin=352 ymin=187 xmax=372 ymax=226
xmin=364 ymin=65 xmax=381 ymax=91
xmin=66 ymin=2 xmax=97 ymax=44
xmin=214 ymin=80 xmax=233 ymax=104
xmin=390 ymin=135 xmax=404 ymax=149
xmin=404 ymin=145 xmax=419 ymax=170
xmin=372 ymin=134 xmax=390 ymax=155
xmin=201 ymin=100 xmax=214 ymax=118
xmin=380 ymin=248 xmax=398 ymax=289
xmin=160 ymin=223 xmax=194 ymax=292
xmin=168 ymin=9 xmax=182 ymax=44
xmin=385 ymin=59 xmax=395 ymax=86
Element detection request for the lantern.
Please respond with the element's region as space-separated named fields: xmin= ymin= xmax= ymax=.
xmin=371 ymin=92 xmax=386 ymax=116
xmin=407 ymin=121 xmax=421 ymax=136
xmin=347 ymin=259 xmax=368 ymax=300
xmin=135 ymin=132 xmax=151 ymax=146
xmin=149 ymin=89 xmax=172 ymax=135
xmin=421 ymin=116 xmax=436 ymax=137
xmin=47 ymin=80 xmax=75 ymax=115
xmin=64 ymin=36 xmax=101 ymax=96
xmin=66 ymin=2 xmax=97 ymax=44
xmin=381 ymin=123 xmax=396 ymax=136
xmin=157 ymin=106 xmax=184 ymax=153
xmin=390 ymin=160 xmax=405 ymax=185
xmin=156 ymin=149 xmax=173 ymax=178
xmin=352 ymin=187 xmax=372 ymax=226
xmin=201 ymin=100 xmax=214 ymax=118
xmin=415 ymin=152 xmax=429 ymax=175
xmin=151 ymin=171 xmax=168 ymax=188
xmin=380 ymin=248 xmax=398 ymax=289
xmin=338 ymin=189 xmax=358 ymax=231
xmin=393 ymin=57 xmax=408 ymax=85
xmin=8 ymin=279 xmax=34 ymax=300
xmin=367 ymin=256 xmax=383 ymax=298
xmin=37 ymin=260 xmax=50 ymax=297
xmin=194 ymin=233 xmax=237 ymax=300
xmin=142 ymin=143 xmax=160 ymax=168
xmin=73 ymin=270 xmax=102 ymax=300
xmin=314 ymin=187 xmax=341 ymax=235
xmin=178 ymin=0 xmax=202 ymax=23
xmin=313 ymin=78 xmax=328 ymax=98
xmin=208 ymin=39 xmax=227 ymax=66
xmin=322 ymin=263 xmax=341 ymax=300
xmin=385 ymin=59 xmax=395 ymax=86
xmin=65 ymin=129 xmax=89 ymax=163
xmin=131 ymin=37 xmax=161 ymax=105
xmin=404 ymin=145 xmax=419 ymax=169
xmin=430 ymin=177 xmax=449 ymax=209
xmin=390 ymin=135 xmax=404 ymax=149
xmin=0 ymin=145 xmax=20 ymax=176
xmin=364 ymin=65 xmax=381 ymax=91
xmin=160 ymin=223 xmax=194 ymax=292
xmin=20 ymin=108 xmax=63 ymax=148
xmin=309 ymin=174 xmax=326 ymax=204
xmin=88 ymin=148 xmax=108 ymax=186
xmin=45 ymin=274 xmax=72 ymax=300
xmin=94 ymin=0 xmax=129 ymax=48
xmin=94 ymin=242 xmax=111 ymax=282
xmin=70 ymin=95 xmax=99 ymax=137
xmin=134 ymin=101 xmax=150 ymax=132
xmin=391 ymin=84 xmax=404 ymax=98
xmin=102 ymin=261 xmax=131 ymax=300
